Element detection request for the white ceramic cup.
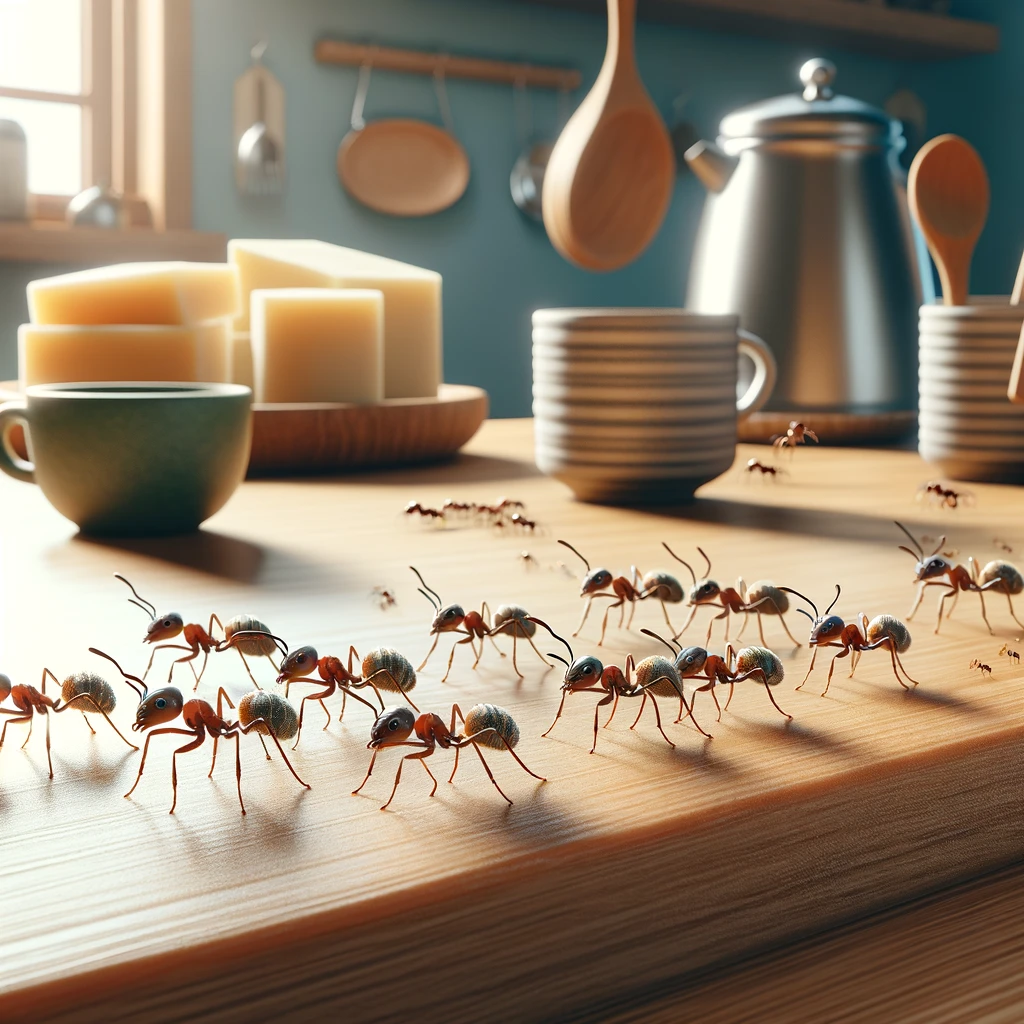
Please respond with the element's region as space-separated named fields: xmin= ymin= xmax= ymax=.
xmin=532 ymin=308 xmax=776 ymax=503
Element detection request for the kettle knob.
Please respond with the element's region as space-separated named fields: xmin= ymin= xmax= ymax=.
xmin=800 ymin=58 xmax=836 ymax=101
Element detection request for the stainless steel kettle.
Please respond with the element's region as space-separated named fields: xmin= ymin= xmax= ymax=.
xmin=685 ymin=59 xmax=926 ymax=417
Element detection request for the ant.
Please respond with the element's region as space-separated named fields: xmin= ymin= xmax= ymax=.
xmin=372 ymin=586 xmax=396 ymax=610
xmin=404 ymin=501 xmax=445 ymax=522
xmin=781 ymin=585 xmax=921 ymax=696
xmin=994 ymin=539 xmax=1014 ymax=554
xmin=90 ymin=649 xmax=309 ymax=815
xmin=0 ymin=665 xmax=138 ymax=779
xmin=535 ymin=620 xmax=710 ymax=751
xmin=276 ymin=644 xmax=417 ymax=746
xmin=557 ymin=539 xmax=642 ymax=645
xmin=519 ymin=550 xmax=539 ymax=569
xmin=642 ymin=629 xmax=791 ymax=722
xmin=896 ymin=522 xmax=1024 ymax=635
xmin=663 ymin=544 xmax=801 ymax=647
xmin=917 ymin=482 xmax=973 ymax=510
xmin=509 ymin=513 xmax=538 ymax=531
xmin=970 ymin=659 xmax=993 ymax=676
xmin=352 ymin=702 xmax=544 ymax=809
xmin=410 ymin=567 xmax=504 ymax=682
xmin=772 ymin=421 xmax=819 ymax=450
xmin=116 ymin=575 xmax=286 ymax=689
xmin=746 ymin=459 xmax=783 ymax=477
xmin=488 ymin=605 xmax=553 ymax=677
xmin=999 ymin=643 xmax=1021 ymax=666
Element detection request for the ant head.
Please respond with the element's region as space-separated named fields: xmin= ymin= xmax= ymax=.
xmin=277 ymin=645 xmax=318 ymax=683
xmin=369 ymin=706 xmax=416 ymax=748
xmin=675 ymin=646 xmax=708 ymax=677
xmin=580 ymin=568 xmax=613 ymax=596
xmin=0 ymin=673 xmax=10 ymax=702
xmin=688 ymin=579 xmax=721 ymax=605
xmin=145 ymin=612 xmax=183 ymax=643
xmin=808 ymin=614 xmax=845 ymax=645
xmin=564 ymin=656 xmax=603 ymax=691
xmin=915 ymin=555 xmax=951 ymax=581
xmin=430 ymin=603 xmax=466 ymax=634
xmin=133 ymin=687 xmax=184 ymax=731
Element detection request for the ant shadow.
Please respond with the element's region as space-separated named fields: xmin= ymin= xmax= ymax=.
xmin=730 ymin=716 xmax=859 ymax=758
xmin=870 ymin=683 xmax=989 ymax=717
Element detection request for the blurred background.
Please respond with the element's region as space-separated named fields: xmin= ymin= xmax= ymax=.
xmin=0 ymin=0 xmax=1014 ymax=415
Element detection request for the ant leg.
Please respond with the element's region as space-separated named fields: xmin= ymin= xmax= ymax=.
xmin=44 ymin=710 xmax=52 ymax=778
xmin=79 ymin=712 xmax=97 ymax=734
xmin=417 ymin=634 xmax=440 ymax=672
xmin=626 ymin=599 xmax=638 ymax=630
xmin=524 ymin=633 xmax=552 ymax=668
xmin=598 ymin=600 xmax=622 ymax=646
xmin=542 ymin=690 xmax=568 ymax=738
xmin=234 ymin=649 xmax=261 ymax=688
xmin=20 ymin=715 xmax=34 ymax=749
xmin=231 ymin=732 xmax=246 ymax=814
xmin=978 ymin=592 xmax=994 ymax=634
xmin=755 ymin=613 xmax=765 ymax=646
xmin=168 ymin=733 xmax=206 ymax=814
xmin=294 ymin=686 xmax=335 ymax=749
xmin=644 ymin=692 xmax=675 ymax=749
xmin=239 ymin=720 xmax=310 ymax=790
xmin=704 ymin=609 xmax=728 ymax=647
xmin=573 ymin=596 xmax=593 ymax=638
xmin=822 ymin=649 xmax=850 ymax=697
xmin=672 ymin=605 xmax=698 ymax=642
xmin=590 ymin=694 xmax=615 ymax=753
xmin=510 ymin=635 xmax=522 ymax=678
xmin=258 ymin=733 xmax=271 ymax=760
xmin=778 ymin=613 xmax=802 ymax=648
xmin=467 ymin=742 xmax=512 ymax=805
xmin=337 ymin=690 xmax=347 ymax=723
xmin=1008 ymin=594 xmax=1024 ymax=631
xmin=908 ymin=583 xmax=926 ymax=621
xmin=54 ymin=693 xmax=137 ymax=750
xmin=363 ymin=671 xmax=420 ymax=712
xmin=691 ymin=683 xmax=719 ymax=723
xmin=722 ymin=682 xmax=736 ymax=712
xmin=191 ymin=649 xmax=210 ymax=692
xmin=886 ymin=646 xmax=910 ymax=690
xmin=796 ymin=648 xmax=819 ymax=690
xmin=352 ymin=749 xmax=378 ymax=795
xmin=605 ymin=690 xmax=622 ymax=728
xmin=629 ymin=692 xmax=646 ymax=731
xmin=762 ymin=682 xmax=792 ymax=719
xmin=123 ymin=727 xmax=195 ymax=801
xmin=485 ymin=631 xmax=506 ymax=657
xmin=421 ymin=756 xmax=439 ymax=797
xmin=166 ymin=647 xmax=200 ymax=684
xmin=143 ymin=643 xmax=192 ymax=682
xmin=0 ymin=714 xmax=32 ymax=754
xmin=382 ymin=749 xmax=435 ymax=809
xmin=442 ymin=637 xmax=475 ymax=684
xmin=945 ymin=590 xmax=959 ymax=619
xmin=449 ymin=745 xmax=461 ymax=785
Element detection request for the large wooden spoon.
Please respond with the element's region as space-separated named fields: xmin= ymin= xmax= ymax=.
xmin=908 ymin=134 xmax=989 ymax=306
xmin=542 ymin=0 xmax=675 ymax=272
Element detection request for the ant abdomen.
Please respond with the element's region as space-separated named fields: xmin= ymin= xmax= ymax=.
xmin=63 ymin=672 xmax=116 ymax=714
xmin=641 ymin=572 xmax=683 ymax=604
xmin=492 ymin=605 xmax=536 ymax=637
xmin=239 ymin=691 xmax=299 ymax=741
xmin=363 ymin=648 xmax=417 ymax=693
xmin=736 ymin=646 xmax=785 ymax=686
xmin=866 ymin=615 xmax=911 ymax=653
xmin=634 ymin=655 xmax=684 ymax=697
xmin=745 ymin=582 xmax=789 ymax=615
xmin=225 ymin=615 xmax=279 ymax=657
xmin=979 ymin=561 xmax=1024 ymax=595
xmin=464 ymin=703 xmax=520 ymax=749
xmin=0 ymin=673 xmax=12 ymax=701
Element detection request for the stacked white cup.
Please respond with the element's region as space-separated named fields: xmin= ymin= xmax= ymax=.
xmin=532 ymin=309 xmax=776 ymax=503
xmin=919 ymin=297 xmax=1024 ymax=483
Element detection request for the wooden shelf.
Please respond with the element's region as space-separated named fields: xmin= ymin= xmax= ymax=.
xmin=0 ymin=222 xmax=227 ymax=265
xmin=516 ymin=0 xmax=999 ymax=59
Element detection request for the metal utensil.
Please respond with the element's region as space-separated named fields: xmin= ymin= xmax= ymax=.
xmin=509 ymin=82 xmax=565 ymax=222
xmin=66 ymin=185 xmax=129 ymax=228
xmin=236 ymin=43 xmax=284 ymax=196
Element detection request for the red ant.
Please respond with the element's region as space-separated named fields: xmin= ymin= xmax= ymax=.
xmin=116 ymin=575 xmax=286 ymax=689
xmin=488 ymin=604 xmax=552 ymax=676
xmin=404 ymin=501 xmax=445 ymax=521
xmin=772 ymin=421 xmax=819 ymax=450
xmin=663 ymin=544 xmax=801 ymax=647
xmin=509 ymin=513 xmax=538 ymax=531
xmin=0 ymin=665 xmax=137 ymax=778
xmin=999 ymin=643 xmax=1021 ymax=666
xmin=896 ymin=522 xmax=1024 ymax=635
xmin=352 ymin=702 xmax=544 ymax=809
xmin=90 ymin=649 xmax=309 ymax=814
xmin=746 ymin=459 xmax=783 ymax=477
xmin=535 ymin=619 xmax=710 ymax=751
xmin=276 ymin=644 xmax=418 ymax=746
xmin=558 ymin=539 xmax=642 ymax=645
xmin=917 ymin=481 xmax=973 ymax=509
xmin=411 ymin=567 xmax=505 ymax=681
xmin=372 ymin=586 xmax=396 ymax=610
xmin=970 ymin=659 xmax=993 ymax=676
xmin=781 ymin=585 xmax=921 ymax=696
xmin=642 ymin=629 xmax=791 ymax=722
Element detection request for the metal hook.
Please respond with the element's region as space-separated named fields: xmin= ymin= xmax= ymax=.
xmin=433 ymin=61 xmax=455 ymax=135
xmin=351 ymin=60 xmax=373 ymax=132
xmin=513 ymin=74 xmax=532 ymax=146
xmin=251 ymin=41 xmax=268 ymax=64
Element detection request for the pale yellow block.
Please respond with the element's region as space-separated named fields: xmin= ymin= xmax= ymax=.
xmin=231 ymin=332 xmax=254 ymax=392
xmin=229 ymin=239 xmax=441 ymax=399
xmin=18 ymin=320 xmax=232 ymax=386
xmin=250 ymin=288 xmax=384 ymax=405
xmin=27 ymin=262 xmax=240 ymax=326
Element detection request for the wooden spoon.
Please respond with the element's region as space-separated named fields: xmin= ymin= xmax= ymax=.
xmin=542 ymin=0 xmax=675 ymax=272
xmin=908 ymin=134 xmax=989 ymax=306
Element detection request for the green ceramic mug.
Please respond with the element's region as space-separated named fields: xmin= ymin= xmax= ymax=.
xmin=0 ymin=382 xmax=252 ymax=536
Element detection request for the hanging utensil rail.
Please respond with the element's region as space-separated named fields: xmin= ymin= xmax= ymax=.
xmin=314 ymin=39 xmax=581 ymax=91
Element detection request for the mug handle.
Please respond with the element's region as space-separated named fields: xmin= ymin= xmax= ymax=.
xmin=736 ymin=330 xmax=777 ymax=419
xmin=0 ymin=401 xmax=35 ymax=483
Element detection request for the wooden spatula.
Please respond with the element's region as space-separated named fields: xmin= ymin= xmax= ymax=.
xmin=908 ymin=134 xmax=989 ymax=306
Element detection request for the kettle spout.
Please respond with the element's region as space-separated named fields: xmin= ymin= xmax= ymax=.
xmin=684 ymin=140 xmax=738 ymax=193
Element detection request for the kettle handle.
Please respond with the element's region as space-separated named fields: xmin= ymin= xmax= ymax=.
xmin=736 ymin=331 xmax=777 ymax=419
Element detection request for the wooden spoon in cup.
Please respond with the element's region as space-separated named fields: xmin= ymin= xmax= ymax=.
xmin=908 ymin=134 xmax=989 ymax=306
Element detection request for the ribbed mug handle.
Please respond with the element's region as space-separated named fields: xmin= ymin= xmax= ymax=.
xmin=736 ymin=330 xmax=777 ymax=419
xmin=0 ymin=401 xmax=35 ymax=483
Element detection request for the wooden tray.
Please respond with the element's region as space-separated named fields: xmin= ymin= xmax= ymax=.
xmin=0 ymin=382 xmax=489 ymax=475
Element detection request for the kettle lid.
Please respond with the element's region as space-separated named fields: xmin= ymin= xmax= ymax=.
xmin=719 ymin=59 xmax=894 ymax=144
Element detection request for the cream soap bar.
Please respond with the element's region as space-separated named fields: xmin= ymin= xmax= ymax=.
xmin=28 ymin=262 xmax=240 ymax=326
xmin=18 ymin=321 xmax=231 ymax=386
xmin=229 ymin=239 xmax=440 ymax=399
xmin=250 ymin=289 xmax=383 ymax=405
xmin=231 ymin=332 xmax=254 ymax=391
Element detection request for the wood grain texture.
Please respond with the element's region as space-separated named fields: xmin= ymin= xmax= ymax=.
xmin=2 ymin=419 xmax=1024 ymax=1022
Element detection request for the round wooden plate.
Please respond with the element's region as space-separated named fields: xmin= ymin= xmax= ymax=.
xmin=0 ymin=382 xmax=489 ymax=476
xmin=739 ymin=410 xmax=917 ymax=445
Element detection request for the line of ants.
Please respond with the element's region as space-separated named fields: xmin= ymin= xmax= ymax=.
xmin=404 ymin=497 xmax=538 ymax=531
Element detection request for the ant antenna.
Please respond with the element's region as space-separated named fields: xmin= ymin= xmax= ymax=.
xmin=409 ymin=566 xmax=441 ymax=611
xmin=557 ymin=539 xmax=589 ymax=573
xmin=697 ymin=546 xmax=712 ymax=579
xmin=219 ymin=630 xmax=290 ymax=659
xmin=548 ymin=652 xmax=570 ymax=668
xmin=527 ymin=616 xmax=574 ymax=663
xmin=641 ymin=627 xmax=680 ymax=655
xmin=114 ymin=574 xmax=156 ymax=618
xmin=89 ymin=647 xmax=146 ymax=700
xmin=894 ymin=521 xmax=924 ymax=559
xmin=795 ymin=608 xmax=815 ymax=623
xmin=779 ymin=586 xmax=819 ymax=619
xmin=825 ymin=584 xmax=841 ymax=616
xmin=662 ymin=541 xmax=695 ymax=586
xmin=929 ymin=535 xmax=947 ymax=557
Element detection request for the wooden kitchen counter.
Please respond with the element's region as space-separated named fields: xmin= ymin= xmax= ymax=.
xmin=1 ymin=418 xmax=1022 ymax=1022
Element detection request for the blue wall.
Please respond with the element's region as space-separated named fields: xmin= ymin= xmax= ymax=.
xmin=0 ymin=0 xmax=1016 ymax=416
